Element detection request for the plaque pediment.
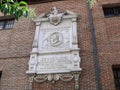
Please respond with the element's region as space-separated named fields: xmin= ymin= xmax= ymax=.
xmin=33 ymin=7 xmax=78 ymax=26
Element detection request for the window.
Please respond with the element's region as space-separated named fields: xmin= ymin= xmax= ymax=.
xmin=0 ymin=17 xmax=15 ymax=30
xmin=103 ymin=4 xmax=120 ymax=17
xmin=113 ymin=66 xmax=120 ymax=90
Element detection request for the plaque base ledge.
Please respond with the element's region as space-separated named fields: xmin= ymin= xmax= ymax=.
xmin=26 ymin=68 xmax=82 ymax=75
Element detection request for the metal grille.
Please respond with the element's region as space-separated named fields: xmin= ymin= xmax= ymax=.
xmin=0 ymin=19 xmax=14 ymax=30
xmin=103 ymin=6 xmax=120 ymax=17
xmin=113 ymin=68 xmax=120 ymax=90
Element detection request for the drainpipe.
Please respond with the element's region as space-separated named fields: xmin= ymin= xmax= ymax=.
xmin=87 ymin=1 xmax=101 ymax=90
xmin=0 ymin=71 xmax=2 ymax=80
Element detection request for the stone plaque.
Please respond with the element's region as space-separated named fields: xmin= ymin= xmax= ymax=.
xmin=26 ymin=7 xmax=81 ymax=75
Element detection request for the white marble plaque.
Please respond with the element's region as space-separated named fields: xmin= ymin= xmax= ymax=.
xmin=26 ymin=7 xmax=81 ymax=74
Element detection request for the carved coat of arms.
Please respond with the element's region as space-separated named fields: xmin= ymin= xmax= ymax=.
xmin=47 ymin=7 xmax=64 ymax=25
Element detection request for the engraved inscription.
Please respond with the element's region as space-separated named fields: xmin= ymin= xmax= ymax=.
xmin=37 ymin=56 xmax=72 ymax=71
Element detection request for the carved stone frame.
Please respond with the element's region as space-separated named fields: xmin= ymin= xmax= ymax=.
xmin=26 ymin=7 xmax=82 ymax=90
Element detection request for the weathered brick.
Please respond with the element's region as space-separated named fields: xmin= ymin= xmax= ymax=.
xmin=0 ymin=0 xmax=120 ymax=90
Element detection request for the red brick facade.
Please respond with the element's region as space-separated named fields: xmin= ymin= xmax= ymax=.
xmin=0 ymin=0 xmax=120 ymax=90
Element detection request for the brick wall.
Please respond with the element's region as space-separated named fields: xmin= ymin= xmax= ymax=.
xmin=0 ymin=0 xmax=120 ymax=90
xmin=92 ymin=0 xmax=120 ymax=90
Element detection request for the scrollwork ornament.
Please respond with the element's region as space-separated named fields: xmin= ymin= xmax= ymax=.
xmin=60 ymin=73 xmax=73 ymax=82
xmin=29 ymin=72 xmax=81 ymax=90
xmin=34 ymin=75 xmax=48 ymax=83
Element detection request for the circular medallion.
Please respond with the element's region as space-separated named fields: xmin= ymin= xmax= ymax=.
xmin=50 ymin=32 xmax=63 ymax=47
